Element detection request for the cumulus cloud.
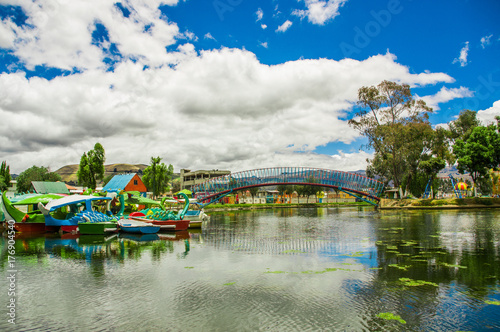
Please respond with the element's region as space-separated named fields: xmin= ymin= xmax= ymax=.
xmin=1 ymin=0 xmax=184 ymax=71
xmin=419 ymin=86 xmax=473 ymax=111
xmin=477 ymin=100 xmax=500 ymax=125
xmin=276 ymin=20 xmax=293 ymax=33
xmin=453 ymin=41 xmax=469 ymax=67
xmin=0 ymin=49 xmax=455 ymax=173
xmin=293 ymin=0 xmax=347 ymax=25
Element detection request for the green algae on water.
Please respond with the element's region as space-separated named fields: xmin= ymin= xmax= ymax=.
xmin=376 ymin=312 xmax=406 ymax=324
xmin=485 ymin=300 xmax=500 ymax=305
xmin=399 ymin=277 xmax=438 ymax=287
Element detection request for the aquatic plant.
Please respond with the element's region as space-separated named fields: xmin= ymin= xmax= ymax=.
xmin=223 ymin=282 xmax=236 ymax=286
xmin=388 ymin=264 xmax=410 ymax=271
xmin=441 ymin=262 xmax=467 ymax=269
xmin=376 ymin=312 xmax=406 ymax=324
xmin=399 ymin=278 xmax=438 ymax=287
xmin=485 ymin=300 xmax=500 ymax=305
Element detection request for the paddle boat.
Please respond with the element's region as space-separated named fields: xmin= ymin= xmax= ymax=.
xmin=38 ymin=194 xmax=119 ymax=234
xmin=117 ymin=219 xmax=160 ymax=234
xmin=128 ymin=192 xmax=191 ymax=231
xmin=1 ymin=192 xmax=64 ymax=232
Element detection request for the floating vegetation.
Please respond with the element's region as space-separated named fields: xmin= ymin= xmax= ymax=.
xmin=265 ymin=270 xmax=286 ymax=274
xmin=396 ymin=253 xmax=411 ymax=257
xmin=387 ymin=246 xmax=398 ymax=250
xmin=376 ymin=312 xmax=406 ymax=324
xmin=184 ymin=266 xmax=195 ymax=269
xmin=387 ymin=250 xmax=400 ymax=254
xmin=412 ymin=259 xmax=428 ymax=263
xmin=485 ymin=300 xmax=500 ymax=305
xmin=399 ymin=278 xmax=438 ymax=287
xmin=344 ymin=251 xmax=364 ymax=257
xmin=441 ymin=263 xmax=467 ymax=269
xmin=375 ymin=241 xmax=385 ymax=246
xmin=401 ymin=241 xmax=417 ymax=246
xmin=369 ymin=267 xmax=382 ymax=270
xmin=389 ymin=264 xmax=410 ymax=271
xmin=223 ymin=282 xmax=236 ymax=286
xmin=282 ymin=250 xmax=306 ymax=254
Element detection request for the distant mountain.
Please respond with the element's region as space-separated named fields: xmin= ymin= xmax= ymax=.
xmin=55 ymin=163 xmax=148 ymax=184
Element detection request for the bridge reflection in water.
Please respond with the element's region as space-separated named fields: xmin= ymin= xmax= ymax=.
xmin=192 ymin=167 xmax=385 ymax=206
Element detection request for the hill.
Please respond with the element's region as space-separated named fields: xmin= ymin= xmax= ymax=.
xmin=56 ymin=163 xmax=148 ymax=184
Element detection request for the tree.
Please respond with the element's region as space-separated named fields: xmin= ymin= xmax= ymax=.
xmin=0 ymin=161 xmax=11 ymax=191
xmin=142 ymin=157 xmax=174 ymax=198
xmin=249 ymin=187 xmax=259 ymax=201
xmin=77 ymin=143 xmax=105 ymax=189
xmin=16 ymin=166 xmax=62 ymax=193
xmin=348 ymin=80 xmax=442 ymax=195
xmin=453 ymin=124 xmax=500 ymax=195
xmin=448 ymin=109 xmax=481 ymax=143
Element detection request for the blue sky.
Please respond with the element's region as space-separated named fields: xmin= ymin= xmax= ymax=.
xmin=0 ymin=0 xmax=499 ymax=174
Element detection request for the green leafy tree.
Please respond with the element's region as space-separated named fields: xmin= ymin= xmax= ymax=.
xmin=142 ymin=157 xmax=174 ymax=198
xmin=249 ymin=187 xmax=259 ymax=201
xmin=349 ymin=80 xmax=442 ymax=195
xmin=448 ymin=109 xmax=481 ymax=143
xmin=453 ymin=124 xmax=500 ymax=195
xmin=77 ymin=143 xmax=105 ymax=189
xmin=16 ymin=166 xmax=62 ymax=193
xmin=0 ymin=161 xmax=11 ymax=191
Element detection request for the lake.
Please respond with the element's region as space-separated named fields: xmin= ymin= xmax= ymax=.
xmin=1 ymin=207 xmax=500 ymax=331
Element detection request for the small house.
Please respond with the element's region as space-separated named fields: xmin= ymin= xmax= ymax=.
xmin=30 ymin=181 xmax=70 ymax=194
xmin=102 ymin=173 xmax=147 ymax=195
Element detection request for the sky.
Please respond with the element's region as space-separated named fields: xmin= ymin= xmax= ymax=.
xmin=0 ymin=0 xmax=499 ymax=174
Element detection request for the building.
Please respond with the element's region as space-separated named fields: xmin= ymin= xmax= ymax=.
xmin=30 ymin=181 xmax=70 ymax=195
xmin=180 ymin=169 xmax=231 ymax=190
xmin=102 ymin=173 xmax=147 ymax=195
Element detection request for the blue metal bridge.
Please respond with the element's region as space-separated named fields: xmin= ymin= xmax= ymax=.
xmin=191 ymin=167 xmax=385 ymax=207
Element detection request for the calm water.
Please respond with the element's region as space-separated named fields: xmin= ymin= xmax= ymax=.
xmin=1 ymin=207 xmax=500 ymax=331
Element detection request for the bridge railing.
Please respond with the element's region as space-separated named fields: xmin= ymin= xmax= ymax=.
xmin=191 ymin=167 xmax=385 ymax=202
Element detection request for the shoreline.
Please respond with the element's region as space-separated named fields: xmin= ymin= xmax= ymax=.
xmin=378 ymin=198 xmax=500 ymax=210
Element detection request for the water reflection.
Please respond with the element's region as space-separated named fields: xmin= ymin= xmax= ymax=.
xmin=1 ymin=207 xmax=499 ymax=331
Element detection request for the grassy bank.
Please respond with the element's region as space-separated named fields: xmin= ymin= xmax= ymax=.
xmin=379 ymin=197 xmax=500 ymax=209
xmin=203 ymin=202 xmax=371 ymax=211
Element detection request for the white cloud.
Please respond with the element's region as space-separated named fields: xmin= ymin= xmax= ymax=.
xmin=0 ymin=49 xmax=455 ymax=174
xmin=453 ymin=41 xmax=469 ymax=67
xmin=276 ymin=20 xmax=293 ymax=33
xmin=2 ymin=0 xmax=184 ymax=71
xmin=256 ymin=8 xmax=264 ymax=21
xmin=293 ymin=0 xmax=347 ymax=25
xmin=419 ymin=86 xmax=473 ymax=111
xmin=261 ymin=24 xmax=268 ymax=30
xmin=480 ymin=34 xmax=493 ymax=49
xmin=260 ymin=42 xmax=268 ymax=48
xmin=477 ymin=100 xmax=500 ymax=125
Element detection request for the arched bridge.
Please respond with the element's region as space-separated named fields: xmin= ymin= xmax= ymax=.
xmin=191 ymin=167 xmax=385 ymax=207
